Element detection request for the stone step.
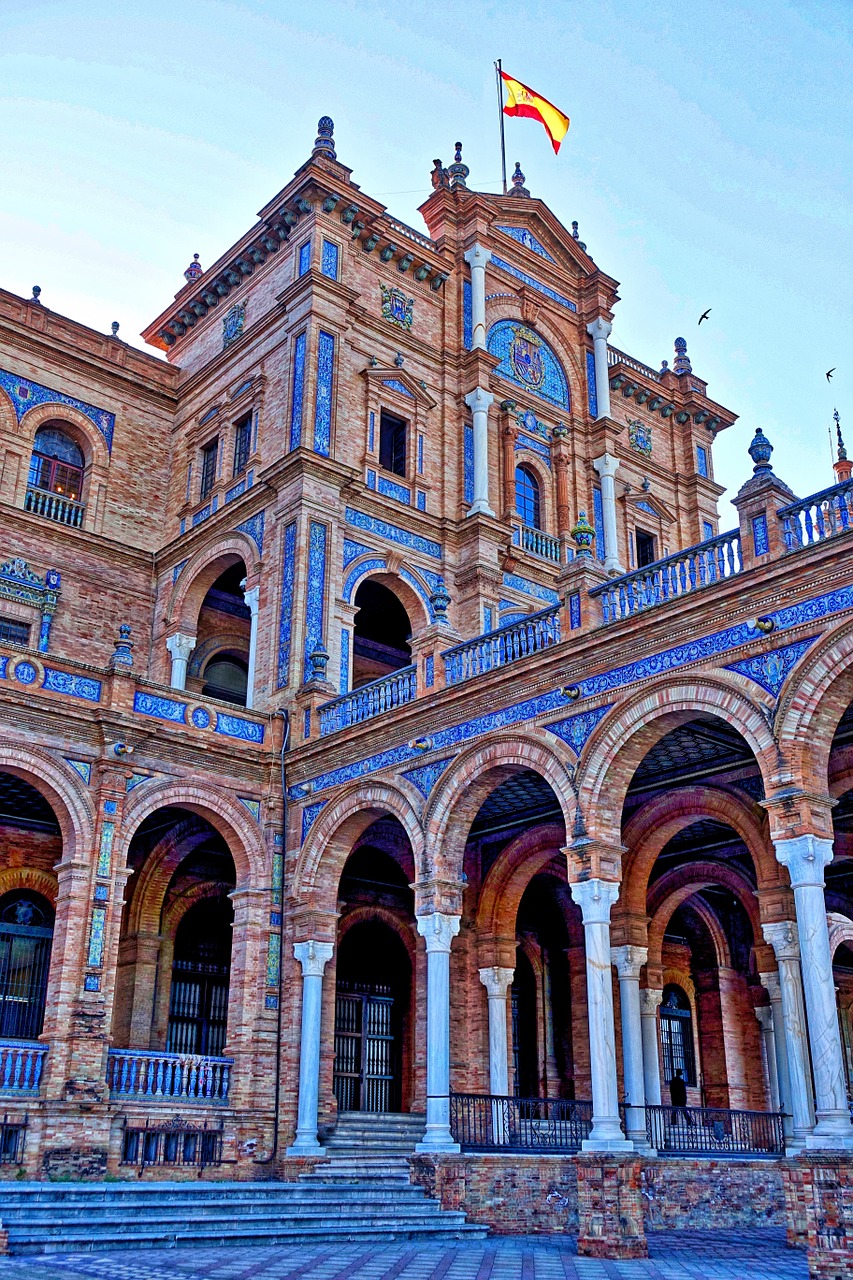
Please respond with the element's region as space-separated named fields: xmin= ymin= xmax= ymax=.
xmin=0 ymin=1191 xmax=440 ymax=1221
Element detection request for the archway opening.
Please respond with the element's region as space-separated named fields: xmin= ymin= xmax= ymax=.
xmin=168 ymin=896 xmax=234 ymax=1056
xmin=191 ymin=561 xmax=251 ymax=706
xmin=352 ymin=580 xmax=412 ymax=688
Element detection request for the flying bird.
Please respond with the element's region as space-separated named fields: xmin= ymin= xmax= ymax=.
xmin=827 ymin=368 xmax=836 ymax=383
xmin=698 ymin=309 xmax=711 ymax=325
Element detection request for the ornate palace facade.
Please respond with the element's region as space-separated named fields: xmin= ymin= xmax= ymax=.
xmin=0 ymin=117 xmax=852 ymax=1214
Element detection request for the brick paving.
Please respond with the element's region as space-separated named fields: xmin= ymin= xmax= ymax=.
xmin=0 ymin=1231 xmax=807 ymax=1280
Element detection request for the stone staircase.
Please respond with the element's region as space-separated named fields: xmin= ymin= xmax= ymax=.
xmin=0 ymin=1113 xmax=486 ymax=1254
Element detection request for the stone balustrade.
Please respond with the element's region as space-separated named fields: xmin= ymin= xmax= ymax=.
xmin=443 ymin=604 xmax=561 ymax=686
xmin=0 ymin=1042 xmax=47 ymax=1094
xmin=106 ymin=1049 xmax=233 ymax=1103
xmin=24 ymin=486 xmax=85 ymax=528
xmin=318 ymin=665 xmax=417 ymax=736
xmin=590 ymin=530 xmax=742 ymax=623
xmin=778 ymin=476 xmax=853 ymax=549
xmin=520 ymin=525 xmax=563 ymax=564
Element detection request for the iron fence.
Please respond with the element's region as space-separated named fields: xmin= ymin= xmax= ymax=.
xmin=120 ymin=1118 xmax=224 ymax=1173
xmin=646 ymin=1104 xmax=785 ymax=1156
xmin=450 ymin=1093 xmax=592 ymax=1152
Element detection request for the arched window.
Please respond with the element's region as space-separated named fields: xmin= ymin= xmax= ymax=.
xmin=515 ymin=465 xmax=541 ymax=529
xmin=202 ymin=655 xmax=248 ymax=706
xmin=28 ymin=425 xmax=84 ymax=501
xmin=0 ymin=890 xmax=54 ymax=1040
xmin=659 ymin=984 xmax=697 ymax=1087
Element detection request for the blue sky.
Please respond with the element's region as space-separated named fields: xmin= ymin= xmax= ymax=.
xmin=1 ymin=0 xmax=850 ymax=517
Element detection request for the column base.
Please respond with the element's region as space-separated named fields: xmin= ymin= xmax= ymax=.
xmin=582 ymin=1137 xmax=634 ymax=1153
xmin=467 ymin=501 xmax=496 ymax=518
xmin=286 ymin=1141 xmax=326 ymax=1157
xmin=415 ymin=1137 xmax=461 ymax=1155
xmin=805 ymin=1122 xmax=853 ymax=1152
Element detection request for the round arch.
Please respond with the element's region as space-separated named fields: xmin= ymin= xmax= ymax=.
xmin=161 ymin=879 xmax=234 ymax=940
xmin=164 ymin=534 xmax=261 ymax=634
xmin=483 ymin=306 xmax=581 ymax=411
xmin=775 ymin=618 xmax=853 ymax=794
xmin=125 ymin=820 xmax=216 ymax=935
xmin=0 ymin=866 xmax=58 ymax=908
xmin=828 ymin=912 xmax=853 ymax=960
xmin=19 ymin=402 xmax=111 ymax=474
xmin=649 ymin=889 xmax=733 ymax=971
xmin=342 ymin=561 xmax=432 ymax=632
xmin=337 ymin=902 xmax=418 ymax=968
xmin=645 ymin=860 xmax=762 ymax=968
xmin=475 ymin=823 xmax=567 ymax=941
xmin=0 ymin=748 xmax=94 ymax=859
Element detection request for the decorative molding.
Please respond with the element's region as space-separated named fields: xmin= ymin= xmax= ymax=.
xmin=0 ymin=368 xmax=115 ymax=451
xmin=344 ymin=508 xmax=441 ymax=559
xmin=236 ymin=510 xmax=265 ymax=555
xmin=494 ymin=225 xmax=555 ymax=262
xmin=489 ymin=256 xmax=577 ymax=314
xmin=379 ymin=285 xmax=413 ymax=330
xmin=401 ymin=755 xmax=457 ymax=800
xmin=502 ymin=573 xmax=560 ymax=605
xmin=723 ymin=635 xmax=820 ymax=698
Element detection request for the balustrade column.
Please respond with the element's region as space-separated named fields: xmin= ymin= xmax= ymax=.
xmin=416 ymin=912 xmax=461 ymax=1152
xmin=592 ymin=453 xmax=624 ymax=574
xmin=570 ymin=880 xmax=632 ymax=1150
xmin=762 ymin=924 xmax=816 ymax=1144
xmin=639 ymin=988 xmax=663 ymax=1106
xmin=287 ymin=940 xmax=334 ymax=1156
xmin=465 ymin=388 xmax=496 ymax=519
xmin=612 ymin=946 xmax=650 ymax=1148
xmin=755 ymin=1005 xmax=780 ymax=1111
xmin=773 ymin=837 xmax=853 ymax=1148
xmin=165 ymin=632 xmax=196 ymax=690
xmin=586 ymin=317 xmax=612 ymax=419
xmin=760 ymin=970 xmax=794 ymax=1142
xmin=242 ymin=585 xmax=259 ymax=710
xmin=463 ymin=243 xmax=489 ymax=351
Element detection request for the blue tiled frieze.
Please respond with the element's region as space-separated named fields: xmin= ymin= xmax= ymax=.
xmin=401 ymin=756 xmax=457 ymax=800
xmin=416 ymin=491 xmax=427 ymax=511
xmin=724 ymin=636 xmax=820 ymax=698
xmin=277 ymin=522 xmax=297 ymax=688
xmin=343 ymin=557 xmax=386 ymax=603
xmin=378 ymin=476 xmax=411 ymax=505
xmin=301 ymin=800 xmax=328 ymax=843
xmin=14 ymin=661 xmax=37 ymax=685
xmin=43 ymin=668 xmax=101 ymax=701
xmin=381 ymin=378 xmax=414 ymax=399
xmin=237 ymin=510 xmax=265 ymax=555
xmin=464 ymin=425 xmax=474 ymax=504
xmin=487 ymin=320 xmax=570 ymax=409
xmin=502 ymin=573 xmax=560 ymax=605
xmin=225 ymin=479 xmax=245 ymax=504
xmin=321 ymin=239 xmax=339 ymax=279
xmin=0 ymin=369 xmax=115 ymax=451
xmin=586 ymin=350 xmax=598 ymax=418
xmin=489 ymin=257 xmax=577 ymax=314
xmin=134 ymin=691 xmax=187 ymax=723
xmin=495 ymin=226 xmax=556 ymax=261
xmin=303 ymin=521 xmax=328 ymax=681
xmin=515 ymin=434 xmax=552 ymax=467
xmin=314 ymin=331 xmax=335 ymax=456
xmin=344 ymin=539 xmax=377 ymax=569
xmin=191 ymin=504 xmax=211 ymax=528
xmin=344 ymin=508 xmax=441 ymax=559
xmin=289 ymin=332 xmax=307 ymax=450
xmin=546 ymin=705 xmax=613 ymax=755
xmin=215 ymin=713 xmax=265 ymax=744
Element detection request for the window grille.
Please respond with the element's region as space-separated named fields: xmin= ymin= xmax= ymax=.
xmin=515 ymin=465 xmax=541 ymax=529
xmin=0 ymin=619 xmax=30 ymax=646
xmin=232 ymin=414 xmax=252 ymax=477
xmin=660 ymin=985 xmax=696 ymax=1086
xmin=199 ymin=439 xmax=218 ymax=499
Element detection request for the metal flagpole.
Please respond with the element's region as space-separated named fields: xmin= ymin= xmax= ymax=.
xmin=495 ymin=59 xmax=508 ymax=194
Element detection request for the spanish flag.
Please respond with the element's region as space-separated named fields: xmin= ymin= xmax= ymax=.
xmin=500 ymin=70 xmax=570 ymax=155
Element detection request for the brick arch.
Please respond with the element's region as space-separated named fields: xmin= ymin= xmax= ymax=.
xmin=19 ymin=401 xmax=111 ymax=474
xmin=293 ymin=781 xmax=423 ymax=911
xmin=828 ymin=912 xmax=853 ymax=960
xmin=118 ymin=782 xmax=263 ymax=887
xmin=775 ymin=618 xmax=853 ymax=795
xmin=0 ymin=387 xmax=18 ymax=435
xmin=345 ymin=566 xmax=431 ymax=634
xmin=619 ymin=785 xmax=779 ymax=916
xmin=424 ymin=730 xmax=574 ymax=885
xmin=164 ymin=534 xmax=260 ymax=634
xmin=475 ymin=823 xmax=567 ymax=940
xmin=161 ymin=879 xmax=232 ymax=940
xmin=645 ymin=860 xmax=762 ymax=969
xmin=188 ymin=632 xmax=250 ymax=680
xmin=337 ymin=903 xmax=418 ymax=969
xmin=0 ymin=866 xmax=58 ymax=908
xmin=575 ymin=677 xmax=775 ymax=847
xmin=125 ymin=821 xmax=218 ymax=935
xmin=0 ymin=748 xmax=94 ymax=860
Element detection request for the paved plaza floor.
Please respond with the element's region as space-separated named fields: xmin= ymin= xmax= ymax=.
xmin=0 ymin=1231 xmax=808 ymax=1280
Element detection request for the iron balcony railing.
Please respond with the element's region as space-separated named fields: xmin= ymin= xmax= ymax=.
xmin=443 ymin=603 xmax=562 ymax=687
xmin=107 ymin=1049 xmax=233 ymax=1103
xmin=450 ymin=1092 xmax=593 ymax=1152
xmin=520 ymin=525 xmax=563 ymax=564
xmin=0 ymin=1042 xmax=47 ymax=1094
xmin=120 ymin=1118 xmax=224 ymax=1173
xmin=778 ymin=477 xmax=853 ymax=550
xmin=645 ymin=1104 xmax=785 ymax=1156
xmin=318 ymin=664 xmax=417 ymax=736
xmin=24 ymin=485 xmax=85 ymax=529
xmin=590 ymin=529 xmax=742 ymax=623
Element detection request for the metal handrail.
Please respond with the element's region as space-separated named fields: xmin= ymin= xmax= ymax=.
xmin=442 ymin=602 xmax=561 ymax=686
xmin=590 ymin=529 xmax=742 ymax=622
xmin=450 ymin=1092 xmax=592 ymax=1152
xmin=646 ymin=1104 xmax=785 ymax=1156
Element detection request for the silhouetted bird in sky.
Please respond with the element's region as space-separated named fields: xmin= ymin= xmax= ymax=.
xmin=827 ymin=368 xmax=836 ymax=382
xmin=698 ymin=309 xmax=711 ymax=325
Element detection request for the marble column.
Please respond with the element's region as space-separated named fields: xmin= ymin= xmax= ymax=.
xmin=586 ymin=317 xmax=612 ymax=420
xmin=639 ymin=988 xmax=663 ymax=1106
xmin=592 ymin=453 xmax=624 ymax=574
xmin=762 ymin=923 xmax=816 ymax=1144
xmin=612 ymin=945 xmax=650 ymax=1148
xmin=478 ymin=966 xmax=514 ymax=1096
xmin=463 ymin=242 xmax=490 ymax=351
xmin=416 ymin=912 xmax=461 ymax=1153
xmin=465 ymin=387 xmax=496 ymax=519
xmin=165 ymin=632 xmax=196 ymax=691
xmin=286 ymin=940 xmax=334 ymax=1156
xmin=755 ymin=1005 xmax=780 ymax=1111
xmin=242 ymin=584 xmax=260 ymax=710
xmin=570 ymin=879 xmax=632 ymax=1150
xmin=774 ymin=836 xmax=853 ymax=1148
xmin=760 ymin=970 xmax=794 ymax=1141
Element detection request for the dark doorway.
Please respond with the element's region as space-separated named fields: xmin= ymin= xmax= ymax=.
xmin=511 ymin=949 xmax=540 ymax=1097
xmin=167 ymin=896 xmax=233 ymax=1056
xmin=636 ymin=529 xmax=656 ymax=567
xmin=0 ymin=891 xmax=54 ymax=1040
xmin=334 ymin=919 xmax=411 ymax=1112
xmin=352 ymin=580 xmax=412 ymax=688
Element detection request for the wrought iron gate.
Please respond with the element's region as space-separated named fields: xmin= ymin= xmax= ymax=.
xmin=333 ymin=984 xmax=398 ymax=1112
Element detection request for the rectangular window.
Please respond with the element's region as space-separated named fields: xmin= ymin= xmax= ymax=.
xmin=199 ymin=439 xmax=218 ymax=499
xmin=0 ymin=618 xmax=30 ymax=646
xmin=696 ymin=445 xmax=709 ymax=478
xmin=636 ymin=529 xmax=656 ymax=567
xmin=298 ymin=241 xmax=311 ymax=276
xmin=379 ymin=410 xmax=407 ymax=478
xmin=321 ymin=239 xmax=339 ymax=279
xmin=232 ymin=413 xmax=252 ymax=477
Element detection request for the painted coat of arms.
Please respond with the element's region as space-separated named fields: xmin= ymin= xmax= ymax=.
xmin=380 ymin=284 xmax=413 ymax=330
xmin=509 ymin=325 xmax=545 ymax=389
xmin=222 ymin=303 xmax=245 ymax=349
xmin=628 ymin=419 xmax=653 ymax=456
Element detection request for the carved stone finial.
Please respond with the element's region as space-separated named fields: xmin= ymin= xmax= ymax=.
xmin=748 ymin=427 xmax=773 ymax=474
xmin=110 ymin=321 xmax=120 ymax=338
xmin=109 ymin=623 xmax=133 ymax=671
xmin=672 ymin=336 xmax=692 ymax=375
xmin=183 ymin=253 xmax=203 ymax=283
xmin=313 ymin=116 xmax=336 ymax=160
xmin=446 ymin=142 xmax=469 ymax=190
xmin=308 ymin=643 xmax=329 ymax=681
xmin=429 ymin=578 xmax=452 ymax=623
xmin=659 ymin=358 xmax=669 ymax=375
xmin=507 ymin=161 xmax=529 ymax=198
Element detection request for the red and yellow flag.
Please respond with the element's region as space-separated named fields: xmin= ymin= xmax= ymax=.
xmin=500 ymin=70 xmax=570 ymax=154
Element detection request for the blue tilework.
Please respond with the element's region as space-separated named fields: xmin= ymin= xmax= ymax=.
xmin=463 ymin=281 xmax=473 ymax=350
xmin=236 ymin=510 xmax=265 ymax=555
xmin=43 ymin=669 xmax=101 ymax=701
xmin=93 ymin=884 xmax=109 ymax=902
xmin=303 ymin=521 xmax=328 ymax=680
xmin=0 ymin=657 xmax=7 ymax=679
xmin=343 ymin=557 xmax=386 ymax=603
xmin=301 ymin=800 xmax=328 ymax=843
xmin=399 ymin=567 xmax=437 ymax=622
xmin=65 ymin=758 xmax=91 ymax=784
xmin=265 ymin=994 xmax=279 ymax=1009
xmin=368 ymin=410 xmax=375 ymax=452
xmin=298 ymin=241 xmax=311 ymax=275
xmin=367 ymin=468 xmax=377 ymax=489
xmin=378 ymin=476 xmax=411 ymax=504
xmin=97 ymin=822 xmax=114 ymax=877
xmin=340 ymin=627 xmax=350 ymax=694
xmin=270 ymin=910 xmax=281 ymax=927
xmin=222 ymin=302 xmax=245 ymax=349
xmin=0 ymin=368 xmax=116 ymax=451
xmin=345 ymin=508 xmax=441 ymax=559
xmin=502 ymin=573 xmax=560 ymax=604
xmin=636 ymin=500 xmax=656 ymax=516
xmin=134 ymin=691 xmax=186 ymax=723
xmin=266 ymin=932 xmax=281 ymax=988
xmin=499 ymin=611 xmax=529 ymax=627
xmin=211 ymin=495 xmax=219 ymax=514
xmin=215 ymin=713 xmax=265 ymax=744
xmin=464 ymin=425 xmax=474 ymax=503
xmin=125 ymin=773 xmax=149 ymax=792
xmin=416 ymin=490 xmax=427 ymax=511
xmin=225 ymin=479 xmax=245 ymax=503
xmin=515 ymin=433 xmax=552 ymax=468
xmin=724 ymin=635 xmax=820 ymax=698
xmin=190 ymin=707 xmax=211 ymax=729
xmin=424 ymin=654 xmax=434 ymax=688
xmin=489 ymin=256 xmax=577 ymax=313
xmin=87 ymin=907 xmax=106 ymax=968
xmin=303 ymin=707 xmax=311 ymax=739
xmin=381 ymin=378 xmax=414 ymax=399
xmin=104 ymin=799 xmax=117 ymax=815
xmin=753 ymin=513 xmax=769 ymax=556
xmin=14 ymin=661 xmax=37 ymax=685
xmin=321 ymin=239 xmax=339 ymax=279
xmin=495 ymin=226 xmax=556 ymax=261
xmin=191 ymin=504 xmax=211 ymax=528
xmin=343 ymin=539 xmax=374 ymax=568
xmin=487 ymin=320 xmax=570 ymax=409
xmin=277 ymin=521 xmax=297 ymax=688
xmin=569 ymin=592 xmax=581 ymax=630
xmin=593 ymin=487 xmax=605 ymax=560
xmin=697 ymin=445 xmax=709 ymax=478
xmin=238 ymin=797 xmax=261 ymax=821
xmin=272 ymin=852 xmax=283 ymax=904
xmin=84 ymin=974 xmax=100 ymax=991
xmin=314 ymin=331 xmax=335 ymax=456
xmin=289 ymin=332 xmax=307 ymax=450
xmin=546 ymin=704 xmax=612 ymax=755
xmin=401 ymin=755 xmax=457 ymax=800
xmin=702 ymin=521 xmax=715 ymax=542
xmin=418 ymin=434 xmax=424 ymax=475
xmin=483 ymin=606 xmax=494 ymax=632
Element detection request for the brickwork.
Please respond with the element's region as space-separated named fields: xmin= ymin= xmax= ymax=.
xmin=784 ymin=1156 xmax=853 ymax=1279
xmin=575 ymin=1155 xmax=647 ymax=1258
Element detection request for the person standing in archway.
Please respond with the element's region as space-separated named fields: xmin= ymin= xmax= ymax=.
xmin=669 ymin=1068 xmax=692 ymax=1127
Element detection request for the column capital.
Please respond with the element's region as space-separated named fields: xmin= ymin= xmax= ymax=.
xmin=570 ymin=877 xmax=620 ymax=925
xmin=293 ymin=939 xmax=334 ymax=976
xmin=774 ymin=834 xmax=834 ymax=888
xmin=762 ymin=920 xmax=800 ymax=962
xmin=760 ymin=970 xmax=782 ymax=1001
xmin=463 ymin=242 xmax=491 ymax=269
xmin=165 ymin=632 xmax=196 ymax=661
xmin=478 ymin=965 xmax=515 ymax=998
xmin=587 ymin=317 xmax=613 ymax=343
xmin=611 ymin=944 xmax=648 ymax=979
xmin=464 ymin=386 xmax=494 ymax=412
xmin=417 ymin=911 xmax=461 ymax=953
xmin=755 ymin=1005 xmax=774 ymax=1031
xmin=639 ymin=987 xmax=663 ymax=1016
xmin=593 ymin=452 xmax=620 ymax=480
xmin=243 ymin=585 xmax=260 ymax=615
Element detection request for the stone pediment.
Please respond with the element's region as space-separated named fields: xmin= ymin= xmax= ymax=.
xmin=360 ymin=366 xmax=437 ymax=409
xmin=488 ymin=204 xmax=603 ymax=281
xmin=621 ymin=491 xmax=676 ymax=525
